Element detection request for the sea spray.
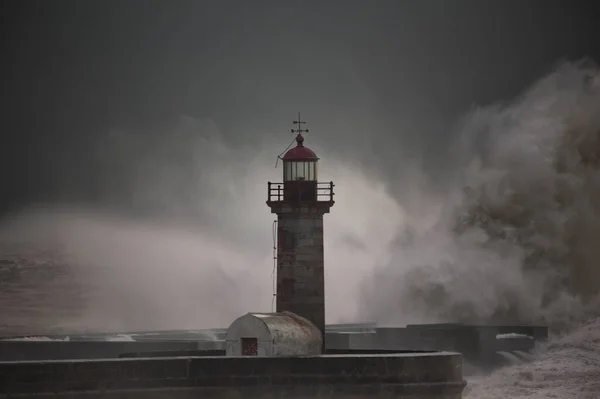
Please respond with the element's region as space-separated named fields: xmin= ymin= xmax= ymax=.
xmin=360 ymin=60 xmax=600 ymax=331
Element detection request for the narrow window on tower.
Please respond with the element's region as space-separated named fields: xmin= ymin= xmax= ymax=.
xmin=280 ymin=230 xmax=296 ymax=250
xmin=278 ymin=230 xmax=286 ymax=249
xmin=287 ymin=230 xmax=296 ymax=249
xmin=281 ymin=278 xmax=295 ymax=299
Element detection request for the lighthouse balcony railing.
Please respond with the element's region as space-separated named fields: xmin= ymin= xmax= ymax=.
xmin=267 ymin=181 xmax=335 ymax=203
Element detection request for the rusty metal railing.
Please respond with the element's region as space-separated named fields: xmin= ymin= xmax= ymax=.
xmin=267 ymin=181 xmax=335 ymax=203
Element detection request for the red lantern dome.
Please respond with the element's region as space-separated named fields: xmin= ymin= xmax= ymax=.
xmin=282 ymin=134 xmax=319 ymax=161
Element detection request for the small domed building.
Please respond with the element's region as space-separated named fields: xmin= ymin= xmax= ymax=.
xmin=225 ymin=311 xmax=322 ymax=356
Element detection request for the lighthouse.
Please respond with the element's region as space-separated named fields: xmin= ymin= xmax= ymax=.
xmin=267 ymin=115 xmax=334 ymax=348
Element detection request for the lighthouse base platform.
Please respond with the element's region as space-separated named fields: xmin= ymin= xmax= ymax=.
xmin=0 ymin=353 xmax=465 ymax=398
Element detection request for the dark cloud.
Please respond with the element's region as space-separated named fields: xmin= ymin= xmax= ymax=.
xmin=0 ymin=0 xmax=598 ymax=212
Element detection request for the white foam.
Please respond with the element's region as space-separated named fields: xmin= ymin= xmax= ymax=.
xmin=496 ymin=333 xmax=533 ymax=339
xmin=105 ymin=334 xmax=135 ymax=342
xmin=466 ymin=318 xmax=600 ymax=398
xmin=3 ymin=336 xmax=70 ymax=341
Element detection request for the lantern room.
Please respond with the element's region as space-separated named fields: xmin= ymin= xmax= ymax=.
xmin=282 ymin=134 xmax=319 ymax=182
xmin=267 ymin=115 xmax=334 ymax=206
xmin=280 ymin=133 xmax=320 ymax=202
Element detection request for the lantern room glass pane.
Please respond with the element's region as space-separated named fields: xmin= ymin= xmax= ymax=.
xmin=296 ymin=162 xmax=306 ymax=180
xmin=284 ymin=160 xmax=318 ymax=181
xmin=307 ymin=162 xmax=314 ymax=181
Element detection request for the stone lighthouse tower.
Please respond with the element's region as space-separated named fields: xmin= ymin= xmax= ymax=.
xmin=267 ymin=115 xmax=334 ymax=347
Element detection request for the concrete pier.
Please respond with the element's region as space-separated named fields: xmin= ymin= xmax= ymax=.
xmin=0 ymin=352 xmax=466 ymax=398
xmin=0 ymin=340 xmax=221 ymax=361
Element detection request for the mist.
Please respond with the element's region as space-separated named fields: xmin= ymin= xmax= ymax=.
xmin=2 ymin=60 xmax=600 ymax=337
xmin=0 ymin=115 xmax=403 ymax=334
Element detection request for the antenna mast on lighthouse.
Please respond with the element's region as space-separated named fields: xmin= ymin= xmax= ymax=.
xmin=291 ymin=112 xmax=309 ymax=136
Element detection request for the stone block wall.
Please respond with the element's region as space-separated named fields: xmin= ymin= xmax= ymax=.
xmin=276 ymin=211 xmax=327 ymax=342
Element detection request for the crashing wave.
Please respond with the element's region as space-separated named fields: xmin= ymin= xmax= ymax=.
xmin=361 ymin=60 xmax=600 ymax=332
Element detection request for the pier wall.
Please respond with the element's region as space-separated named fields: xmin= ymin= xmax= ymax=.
xmin=0 ymin=341 xmax=223 ymax=361
xmin=0 ymin=353 xmax=466 ymax=398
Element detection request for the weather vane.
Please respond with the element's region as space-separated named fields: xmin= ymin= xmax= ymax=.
xmin=291 ymin=112 xmax=309 ymax=135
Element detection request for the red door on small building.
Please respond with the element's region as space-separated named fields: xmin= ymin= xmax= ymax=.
xmin=241 ymin=337 xmax=258 ymax=356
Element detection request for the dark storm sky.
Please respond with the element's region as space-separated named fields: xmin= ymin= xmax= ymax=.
xmin=1 ymin=0 xmax=599 ymax=215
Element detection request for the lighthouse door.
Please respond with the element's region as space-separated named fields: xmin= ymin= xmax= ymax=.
xmin=241 ymin=337 xmax=258 ymax=356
